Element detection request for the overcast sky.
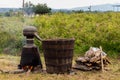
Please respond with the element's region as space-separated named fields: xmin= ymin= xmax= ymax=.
xmin=0 ymin=0 xmax=120 ymax=9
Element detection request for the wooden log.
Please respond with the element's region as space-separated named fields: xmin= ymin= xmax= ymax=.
xmin=85 ymin=63 xmax=92 ymax=67
xmin=76 ymin=57 xmax=87 ymax=62
xmin=96 ymin=60 xmax=101 ymax=64
xmin=92 ymin=66 xmax=101 ymax=70
xmin=85 ymin=47 xmax=95 ymax=58
xmin=104 ymin=57 xmax=111 ymax=64
xmin=100 ymin=46 xmax=104 ymax=72
xmin=90 ymin=56 xmax=100 ymax=62
xmin=73 ymin=64 xmax=92 ymax=71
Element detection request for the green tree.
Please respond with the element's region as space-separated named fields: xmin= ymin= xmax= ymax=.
xmin=33 ymin=4 xmax=51 ymax=14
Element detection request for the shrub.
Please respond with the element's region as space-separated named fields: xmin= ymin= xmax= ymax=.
xmin=34 ymin=12 xmax=120 ymax=57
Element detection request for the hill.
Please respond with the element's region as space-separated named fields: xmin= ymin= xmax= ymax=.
xmin=52 ymin=3 xmax=120 ymax=12
xmin=1 ymin=3 xmax=120 ymax=13
xmin=71 ymin=3 xmax=120 ymax=11
xmin=0 ymin=8 xmax=20 ymax=13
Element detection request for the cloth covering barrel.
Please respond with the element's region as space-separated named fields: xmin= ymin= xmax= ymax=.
xmin=42 ymin=38 xmax=75 ymax=74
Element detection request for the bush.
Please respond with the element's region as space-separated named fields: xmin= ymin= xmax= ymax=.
xmin=0 ymin=17 xmax=25 ymax=55
xmin=34 ymin=12 xmax=120 ymax=57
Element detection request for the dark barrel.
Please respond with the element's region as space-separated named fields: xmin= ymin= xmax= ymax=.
xmin=42 ymin=38 xmax=75 ymax=74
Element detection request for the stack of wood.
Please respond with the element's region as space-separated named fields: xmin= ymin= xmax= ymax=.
xmin=73 ymin=46 xmax=111 ymax=71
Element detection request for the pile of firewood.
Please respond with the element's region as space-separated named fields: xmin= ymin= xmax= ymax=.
xmin=73 ymin=46 xmax=111 ymax=71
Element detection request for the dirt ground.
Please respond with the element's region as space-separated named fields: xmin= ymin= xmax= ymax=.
xmin=0 ymin=54 xmax=120 ymax=80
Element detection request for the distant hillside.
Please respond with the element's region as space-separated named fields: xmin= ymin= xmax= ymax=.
xmin=71 ymin=3 xmax=120 ymax=11
xmin=51 ymin=9 xmax=72 ymax=13
xmin=52 ymin=3 xmax=120 ymax=12
xmin=1 ymin=3 xmax=120 ymax=13
xmin=0 ymin=8 xmax=20 ymax=13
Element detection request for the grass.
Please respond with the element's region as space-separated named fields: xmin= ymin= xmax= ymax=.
xmin=0 ymin=16 xmax=34 ymax=54
xmin=0 ymin=54 xmax=120 ymax=80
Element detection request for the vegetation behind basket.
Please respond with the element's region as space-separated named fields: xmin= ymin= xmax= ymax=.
xmin=34 ymin=12 xmax=120 ymax=58
xmin=0 ymin=12 xmax=120 ymax=58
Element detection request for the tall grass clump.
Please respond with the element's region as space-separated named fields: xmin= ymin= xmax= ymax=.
xmin=0 ymin=17 xmax=24 ymax=55
xmin=34 ymin=12 xmax=120 ymax=57
xmin=0 ymin=16 xmax=34 ymax=55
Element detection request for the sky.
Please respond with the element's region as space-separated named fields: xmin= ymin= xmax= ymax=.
xmin=0 ymin=0 xmax=120 ymax=9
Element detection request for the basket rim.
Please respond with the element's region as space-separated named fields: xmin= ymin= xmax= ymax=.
xmin=42 ymin=38 xmax=75 ymax=42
